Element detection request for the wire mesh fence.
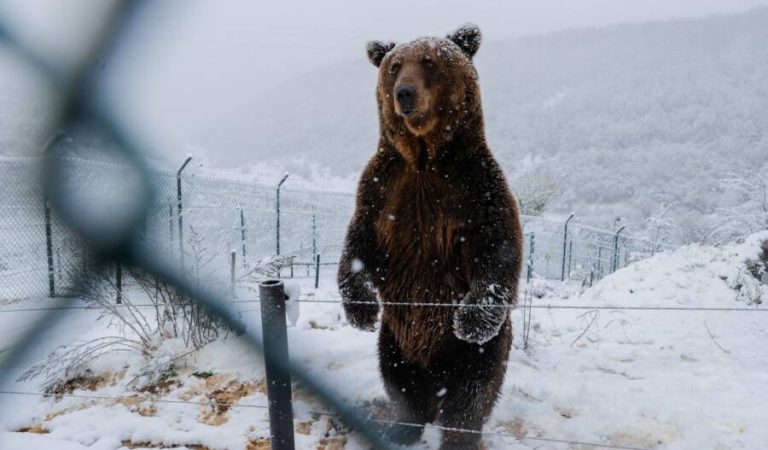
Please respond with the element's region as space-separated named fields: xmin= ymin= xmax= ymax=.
xmin=0 ymin=154 xmax=671 ymax=301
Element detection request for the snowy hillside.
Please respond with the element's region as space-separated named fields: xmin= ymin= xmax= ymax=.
xmin=198 ymin=8 xmax=768 ymax=241
xmin=2 ymin=232 xmax=766 ymax=449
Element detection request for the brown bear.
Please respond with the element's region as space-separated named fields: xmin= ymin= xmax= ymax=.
xmin=337 ymin=24 xmax=523 ymax=450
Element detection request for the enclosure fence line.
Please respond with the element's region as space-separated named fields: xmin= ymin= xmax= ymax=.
xmin=1 ymin=299 xmax=767 ymax=314
xmin=0 ymin=389 xmax=650 ymax=450
xmin=0 ymin=150 xmax=675 ymax=302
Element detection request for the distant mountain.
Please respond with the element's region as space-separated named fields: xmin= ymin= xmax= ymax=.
xmin=198 ymin=8 xmax=768 ymax=242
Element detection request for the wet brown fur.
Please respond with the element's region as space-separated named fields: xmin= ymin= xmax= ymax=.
xmin=339 ymin=30 xmax=523 ymax=449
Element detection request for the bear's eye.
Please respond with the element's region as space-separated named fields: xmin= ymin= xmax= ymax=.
xmin=390 ymin=61 xmax=401 ymax=75
xmin=421 ymin=56 xmax=435 ymax=68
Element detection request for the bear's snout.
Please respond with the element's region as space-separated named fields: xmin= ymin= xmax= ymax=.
xmin=395 ymin=84 xmax=417 ymax=116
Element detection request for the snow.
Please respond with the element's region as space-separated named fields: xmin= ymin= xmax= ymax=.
xmin=0 ymin=432 xmax=92 ymax=450
xmin=2 ymin=233 xmax=767 ymax=449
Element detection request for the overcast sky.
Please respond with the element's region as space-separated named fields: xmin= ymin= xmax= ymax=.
xmin=118 ymin=0 xmax=768 ymax=92
xmin=2 ymin=0 xmax=767 ymax=160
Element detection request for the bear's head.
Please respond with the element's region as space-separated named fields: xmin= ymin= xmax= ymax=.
xmin=367 ymin=24 xmax=483 ymax=159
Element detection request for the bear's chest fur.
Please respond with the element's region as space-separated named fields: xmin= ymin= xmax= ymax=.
xmin=374 ymin=166 xmax=472 ymax=365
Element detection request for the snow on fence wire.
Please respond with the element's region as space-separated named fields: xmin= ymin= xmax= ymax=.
xmin=0 ymin=156 xmax=668 ymax=302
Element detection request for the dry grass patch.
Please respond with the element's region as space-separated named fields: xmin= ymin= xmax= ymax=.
xmin=296 ymin=421 xmax=314 ymax=435
xmin=179 ymin=374 xmax=264 ymax=426
xmin=14 ymin=425 xmax=49 ymax=434
xmin=246 ymin=438 xmax=271 ymax=450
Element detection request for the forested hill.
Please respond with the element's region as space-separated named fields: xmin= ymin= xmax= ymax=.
xmin=199 ymin=8 xmax=768 ymax=242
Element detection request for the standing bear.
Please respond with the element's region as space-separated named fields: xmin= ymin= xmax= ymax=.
xmin=338 ymin=24 xmax=523 ymax=450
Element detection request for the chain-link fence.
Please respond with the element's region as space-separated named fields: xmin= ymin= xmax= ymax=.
xmin=0 ymin=154 xmax=670 ymax=301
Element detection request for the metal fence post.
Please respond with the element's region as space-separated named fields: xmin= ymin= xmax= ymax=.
xmin=561 ymin=213 xmax=575 ymax=281
xmin=240 ymin=207 xmax=247 ymax=268
xmin=43 ymin=199 xmax=56 ymax=298
xmin=311 ymin=212 xmax=317 ymax=259
xmin=177 ymin=156 xmax=192 ymax=270
xmin=526 ymin=232 xmax=535 ymax=283
xmin=567 ymin=240 xmax=573 ymax=279
xmin=314 ymin=254 xmax=320 ymax=289
xmin=275 ymin=174 xmax=289 ymax=256
xmin=259 ymin=280 xmax=296 ymax=450
xmin=230 ymin=250 xmax=236 ymax=296
xmin=612 ymin=226 xmax=626 ymax=272
xmin=115 ymin=262 xmax=122 ymax=304
xmin=597 ymin=246 xmax=603 ymax=278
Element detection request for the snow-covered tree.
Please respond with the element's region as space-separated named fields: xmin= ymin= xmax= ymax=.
xmin=644 ymin=202 xmax=676 ymax=251
xmin=514 ymin=164 xmax=563 ymax=216
xmin=704 ymin=164 xmax=768 ymax=244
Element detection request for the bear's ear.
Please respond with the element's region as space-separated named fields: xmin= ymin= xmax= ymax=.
xmin=366 ymin=40 xmax=396 ymax=67
xmin=447 ymin=23 xmax=482 ymax=59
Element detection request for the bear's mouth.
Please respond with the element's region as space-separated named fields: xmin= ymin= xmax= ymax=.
xmin=401 ymin=113 xmax=437 ymax=136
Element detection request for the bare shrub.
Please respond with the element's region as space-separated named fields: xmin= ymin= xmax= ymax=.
xmin=19 ymin=262 xmax=231 ymax=393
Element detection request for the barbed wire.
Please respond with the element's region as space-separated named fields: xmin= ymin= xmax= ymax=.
xmin=297 ymin=299 xmax=768 ymax=312
xmin=364 ymin=418 xmax=652 ymax=450
xmin=0 ymin=389 xmax=651 ymax=450
xmin=1 ymin=297 xmax=765 ymax=314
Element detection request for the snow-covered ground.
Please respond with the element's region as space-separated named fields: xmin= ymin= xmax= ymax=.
xmin=1 ymin=233 xmax=767 ymax=450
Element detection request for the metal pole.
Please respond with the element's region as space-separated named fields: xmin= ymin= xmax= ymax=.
xmin=259 ymin=280 xmax=296 ymax=450
xmin=526 ymin=232 xmax=535 ymax=283
xmin=276 ymin=174 xmax=289 ymax=256
xmin=567 ymin=240 xmax=573 ymax=279
xmin=561 ymin=213 xmax=575 ymax=281
xmin=116 ymin=262 xmax=122 ymax=304
xmin=613 ymin=226 xmax=626 ymax=272
xmin=177 ymin=156 xmax=192 ymax=270
xmin=311 ymin=212 xmax=317 ymax=259
xmin=597 ymin=246 xmax=603 ymax=278
xmin=240 ymin=207 xmax=247 ymax=268
xmin=230 ymin=250 xmax=236 ymax=296
xmin=314 ymin=254 xmax=320 ymax=289
xmin=44 ymin=199 xmax=55 ymax=298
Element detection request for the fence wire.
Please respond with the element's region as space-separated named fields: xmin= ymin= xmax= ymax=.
xmin=0 ymin=389 xmax=651 ymax=450
xmin=1 ymin=298 xmax=767 ymax=314
xmin=0 ymin=152 xmax=668 ymax=301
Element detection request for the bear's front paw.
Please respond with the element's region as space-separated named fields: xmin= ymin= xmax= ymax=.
xmin=452 ymin=284 xmax=510 ymax=344
xmin=344 ymin=300 xmax=380 ymax=331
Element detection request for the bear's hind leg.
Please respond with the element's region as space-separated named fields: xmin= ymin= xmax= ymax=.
xmin=378 ymin=323 xmax=438 ymax=445
xmin=436 ymin=324 xmax=511 ymax=450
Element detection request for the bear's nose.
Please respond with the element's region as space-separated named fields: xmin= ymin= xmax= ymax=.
xmin=395 ymin=85 xmax=417 ymax=114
